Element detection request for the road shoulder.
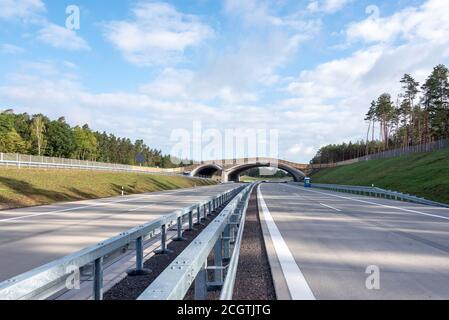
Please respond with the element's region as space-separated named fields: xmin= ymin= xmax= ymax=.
xmin=258 ymin=193 xmax=291 ymax=300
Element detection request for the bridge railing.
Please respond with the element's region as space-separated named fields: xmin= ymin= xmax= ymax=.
xmin=0 ymin=185 xmax=245 ymax=300
xmin=311 ymin=183 xmax=449 ymax=208
xmin=137 ymin=183 xmax=256 ymax=300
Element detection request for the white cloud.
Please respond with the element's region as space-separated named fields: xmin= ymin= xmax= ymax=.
xmin=63 ymin=61 xmax=77 ymax=69
xmin=181 ymin=1 xmax=320 ymax=104
xmin=307 ymin=0 xmax=353 ymax=14
xmin=0 ymin=0 xmax=45 ymax=21
xmin=287 ymin=143 xmax=316 ymax=157
xmin=102 ymin=1 xmax=214 ymax=66
xmin=347 ymin=0 xmax=449 ymax=44
xmin=139 ymin=68 xmax=194 ymax=99
xmin=0 ymin=43 xmax=24 ymax=54
xmin=288 ymin=47 xmax=382 ymax=100
xmin=37 ymin=23 xmax=90 ymax=51
xmin=224 ymin=0 xmax=322 ymax=31
xmin=285 ymin=0 xmax=449 ymax=150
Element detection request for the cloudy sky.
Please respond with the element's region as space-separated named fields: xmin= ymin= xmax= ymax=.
xmin=1 ymin=0 xmax=448 ymax=163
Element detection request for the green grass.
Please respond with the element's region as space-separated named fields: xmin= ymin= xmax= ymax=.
xmin=239 ymin=175 xmax=293 ymax=182
xmin=0 ymin=168 xmax=216 ymax=210
xmin=310 ymin=149 xmax=449 ymax=204
xmin=240 ymin=176 xmax=260 ymax=182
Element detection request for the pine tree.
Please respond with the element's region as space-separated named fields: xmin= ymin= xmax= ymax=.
xmin=421 ymin=64 xmax=449 ymax=140
xmin=399 ymin=74 xmax=420 ymax=146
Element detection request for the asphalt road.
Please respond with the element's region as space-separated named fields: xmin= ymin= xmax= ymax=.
xmin=259 ymin=183 xmax=449 ymax=300
xmin=0 ymin=184 xmax=238 ymax=282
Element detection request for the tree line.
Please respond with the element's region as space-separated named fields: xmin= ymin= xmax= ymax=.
xmin=311 ymin=64 xmax=449 ymax=164
xmin=0 ymin=110 xmax=184 ymax=168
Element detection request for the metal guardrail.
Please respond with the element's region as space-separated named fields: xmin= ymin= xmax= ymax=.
xmin=137 ymin=183 xmax=255 ymax=300
xmin=0 ymin=185 xmax=245 ymax=300
xmin=219 ymin=183 xmax=255 ymax=300
xmin=311 ymin=183 xmax=449 ymax=208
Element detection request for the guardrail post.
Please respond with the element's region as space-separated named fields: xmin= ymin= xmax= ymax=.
xmin=194 ymin=205 xmax=204 ymax=226
xmin=187 ymin=210 xmax=194 ymax=231
xmin=93 ymin=257 xmax=103 ymax=300
xmin=127 ymin=236 xmax=151 ymax=276
xmin=204 ymin=203 xmax=208 ymax=219
xmin=194 ymin=263 xmax=207 ymax=300
xmin=202 ymin=204 xmax=208 ymax=221
xmin=223 ymin=225 xmax=231 ymax=261
xmin=155 ymin=224 xmax=173 ymax=254
xmin=212 ymin=237 xmax=223 ymax=286
xmin=173 ymin=216 xmax=187 ymax=241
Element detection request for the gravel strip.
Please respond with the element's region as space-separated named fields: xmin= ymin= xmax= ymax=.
xmin=232 ymin=188 xmax=276 ymax=300
xmin=104 ymin=201 xmax=231 ymax=300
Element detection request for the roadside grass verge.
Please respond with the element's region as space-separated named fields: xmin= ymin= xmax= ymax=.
xmin=310 ymin=149 xmax=449 ymax=204
xmin=0 ymin=167 xmax=216 ymax=210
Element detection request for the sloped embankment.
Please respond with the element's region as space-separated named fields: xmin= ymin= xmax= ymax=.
xmin=0 ymin=167 xmax=216 ymax=210
xmin=310 ymin=149 xmax=449 ymax=204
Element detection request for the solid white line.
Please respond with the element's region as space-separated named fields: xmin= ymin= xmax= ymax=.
xmin=319 ymin=203 xmax=341 ymax=212
xmin=0 ymin=194 xmax=173 ymax=223
xmin=297 ymin=186 xmax=449 ymax=221
xmin=257 ymin=186 xmax=316 ymax=300
xmin=0 ymin=186 xmax=225 ymax=223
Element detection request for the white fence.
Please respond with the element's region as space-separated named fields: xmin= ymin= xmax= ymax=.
xmin=362 ymin=138 xmax=449 ymax=161
xmin=0 ymin=153 xmax=185 ymax=175
xmin=312 ymin=138 xmax=449 ymax=169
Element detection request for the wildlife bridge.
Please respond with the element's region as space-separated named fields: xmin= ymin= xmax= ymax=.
xmin=184 ymin=158 xmax=313 ymax=182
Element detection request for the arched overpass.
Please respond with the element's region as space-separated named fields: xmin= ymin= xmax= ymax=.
xmin=184 ymin=158 xmax=310 ymax=182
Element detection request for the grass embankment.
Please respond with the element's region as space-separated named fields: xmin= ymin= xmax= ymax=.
xmin=0 ymin=168 xmax=216 ymax=210
xmin=310 ymin=149 xmax=449 ymax=204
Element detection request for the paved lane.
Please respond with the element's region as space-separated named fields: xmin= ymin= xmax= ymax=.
xmin=0 ymin=184 xmax=237 ymax=281
xmin=259 ymin=183 xmax=449 ymax=300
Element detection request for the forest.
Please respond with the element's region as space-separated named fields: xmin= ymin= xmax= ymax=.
xmin=311 ymin=64 xmax=449 ymax=164
xmin=0 ymin=110 xmax=183 ymax=168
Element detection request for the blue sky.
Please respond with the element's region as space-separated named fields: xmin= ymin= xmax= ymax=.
xmin=1 ymin=0 xmax=448 ymax=163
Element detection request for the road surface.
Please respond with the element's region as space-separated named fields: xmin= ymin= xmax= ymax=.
xmin=259 ymin=183 xmax=449 ymax=300
xmin=0 ymin=184 xmax=238 ymax=282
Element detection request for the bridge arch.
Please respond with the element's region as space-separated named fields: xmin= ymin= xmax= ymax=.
xmin=224 ymin=161 xmax=305 ymax=182
xmin=190 ymin=163 xmax=223 ymax=179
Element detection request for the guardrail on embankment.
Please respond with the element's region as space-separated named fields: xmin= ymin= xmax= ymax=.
xmin=0 ymin=185 xmax=246 ymax=300
xmin=311 ymin=183 xmax=449 ymax=208
xmin=0 ymin=152 xmax=189 ymax=176
xmin=138 ymin=183 xmax=256 ymax=300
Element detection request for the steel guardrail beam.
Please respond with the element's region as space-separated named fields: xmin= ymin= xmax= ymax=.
xmin=219 ymin=183 xmax=257 ymax=300
xmin=137 ymin=184 xmax=254 ymax=300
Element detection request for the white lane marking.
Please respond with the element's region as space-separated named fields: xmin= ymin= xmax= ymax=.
xmin=0 ymin=186 xmax=230 ymax=223
xmin=0 ymin=194 xmax=176 ymax=223
xmin=319 ymin=203 xmax=341 ymax=212
xmin=257 ymin=186 xmax=316 ymax=300
xmin=295 ymin=186 xmax=449 ymax=221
